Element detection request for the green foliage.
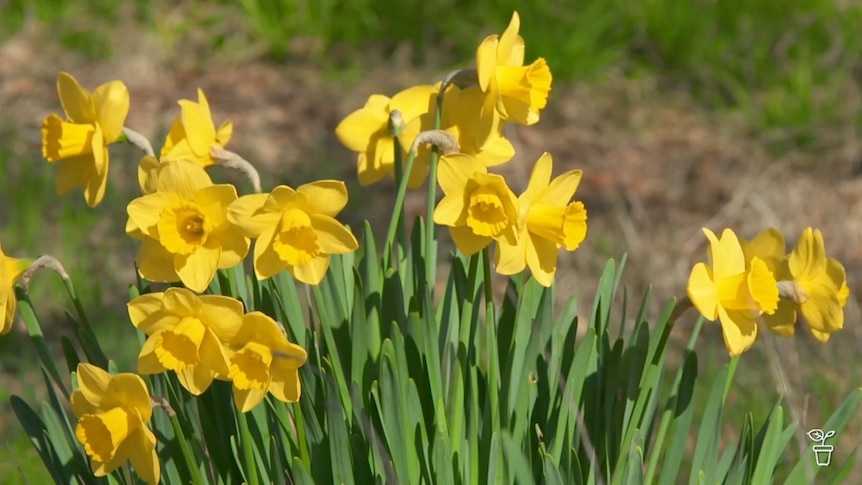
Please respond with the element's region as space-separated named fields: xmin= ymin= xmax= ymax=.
xmin=9 ymin=222 xmax=861 ymax=482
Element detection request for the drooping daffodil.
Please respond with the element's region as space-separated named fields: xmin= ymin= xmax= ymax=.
xmin=227 ymin=311 xmax=308 ymax=412
xmin=0 ymin=241 xmax=31 ymax=335
xmin=336 ymin=85 xmax=435 ymax=188
xmin=128 ymin=287 xmax=244 ymax=395
xmin=71 ymin=363 xmax=159 ymax=485
xmin=743 ymin=228 xmax=849 ymax=343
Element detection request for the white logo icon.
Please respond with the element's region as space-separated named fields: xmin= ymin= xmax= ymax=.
xmin=807 ymin=428 xmax=836 ymax=467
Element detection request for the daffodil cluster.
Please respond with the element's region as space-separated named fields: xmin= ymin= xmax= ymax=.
xmin=336 ymin=11 xmax=585 ymax=286
xmin=129 ymin=288 xmax=307 ymax=411
xmin=687 ymin=227 xmax=849 ymax=356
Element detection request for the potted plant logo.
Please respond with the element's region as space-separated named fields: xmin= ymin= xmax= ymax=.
xmin=807 ymin=428 xmax=836 ymax=466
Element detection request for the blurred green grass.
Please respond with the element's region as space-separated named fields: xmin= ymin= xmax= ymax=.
xmin=4 ymin=0 xmax=860 ymax=149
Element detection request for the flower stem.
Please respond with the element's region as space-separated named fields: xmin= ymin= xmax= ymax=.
xmin=161 ymin=399 xmax=206 ymax=485
xmin=424 ymin=89 xmax=445 ymax=291
xmin=236 ymin=409 xmax=260 ymax=485
xmin=384 ymin=149 xmax=417 ymax=269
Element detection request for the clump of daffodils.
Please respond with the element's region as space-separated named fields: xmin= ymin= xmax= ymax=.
xmin=686 ymin=226 xmax=849 ymax=355
xmin=0 ymin=9 xmax=842 ymax=485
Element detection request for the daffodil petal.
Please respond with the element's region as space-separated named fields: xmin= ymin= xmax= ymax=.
xmin=291 ymin=257 xmax=330 ymax=285
xmin=92 ymin=81 xmax=130 ymax=143
xmin=687 ymin=262 xmax=718 ymax=321
xmin=105 ymin=374 xmax=152 ymax=421
xmin=216 ymin=229 xmax=250 ymax=269
xmin=179 ymin=90 xmax=216 ymax=156
xmin=335 ymin=107 xmax=388 ymax=152
xmin=437 ymin=153 xmax=485 ymax=194
xmin=526 ymin=232 xmax=557 ymax=287
xmin=156 ymin=160 xmax=213 ymax=194
xmin=127 ymin=192 xmax=178 ymax=239
xmin=310 ymin=215 xmax=358 ymax=254
xmin=137 ymin=239 xmax=180 ymax=283
xmin=126 ymin=428 xmax=160 ymax=485
xmin=476 ymin=36 xmax=498 ymax=91
xmin=175 ymin=245 xmax=220 ymax=293
xmin=269 ymin=367 xmax=301 ymax=402
xmin=254 ymin=227 xmax=286 ymax=279
xmin=498 ymin=11 xmax=523 ymax=65
xmin=73 ymin=363 xmax=111 ymax=413
xmin=494 ymin=227 xmax=527 ymax=276
xmin=789 ymin=228 xmax=827 ymax=280
xmin=718 ymin=307 xmax=758 ymax=357
xmin=434 ymin=193 xmax=468 ymax=227
xmin=541 ymin=170 xmax=583 ymax=206
xmin=390 ymin=85 xmax=435 ymax=121
xmin=298 ymin=180 xmax=349 ymax=216
xmin=227 ymin=193 xmax=277 ymax=237
xmin=234 ymin=386 xmax=267 ymax=413
xmin=449 ymin=226 xmax=491 ymax=256
xmin=56 ymin=155 xmax=94 ymax=196
xmin=57 ymin=72 xmax=95 ymax=123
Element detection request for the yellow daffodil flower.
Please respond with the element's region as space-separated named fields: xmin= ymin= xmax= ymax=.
xmin=1 ymin=242 xmax=31 ymax=335
xmin=687 ymin=228 xmax=779 ymax=356
xmin=160 ymin=88 xmax=233 ymax=168
xmin=335 ymin=85 xmax=435 ymax=188
xmin=227 ymin=181 xmax=358 ymax=285
xmin=433 ymin=153 xmax=519 ymax=256
xmin=785 ymin=228 xmax=848 ymax=342
xmin=476 ymin=11 xmax=552 ymax=125
xmin=739 ymin=228 xmax=798 ymax=338
xmin=227 ymin=311 xmax=307 ymax=412
xmin=126 ymin=160 xmax=250 ymax=292
xmin=495 ymin=153 xmax=587 ymax=286
xmin=71 ymin=363 xmax=159 ymax=485
xmin=128 ymin=288 xmax=244 ymax=394
xmin=741 ymin=227 xmax=849 ymax=342
xmin=401 ymin=85 xmax=515 ymax=177
xmin=41 ymin=72 xmax=129 ymax=207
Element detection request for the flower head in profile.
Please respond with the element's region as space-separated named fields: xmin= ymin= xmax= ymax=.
xmin=71 ymin=364 xmax=159 ymax=485
xmin=228 ymin=181 xmax=358 ymax=285
xmin=1 ymin=242 xmax=31 ymax=335
xmin=402 ymin=84 xmax=514 ymax=176
xmin=687 ymin=228 xmax=779 ymax=356
xmin=433 ymin=153 xmax=519 ymax=256
xmin=41 ymin=72 xmax=130 ymax=207
xmin=128 ymin=288 xmax=244 ymax=394
xmin=336 ymin=85 xmax=435 ymax=188
xmin=160 ymin=88 xmax=233 ymax=168
xmin=495 ymin=153 xmax=587 ymax=286
xmin=748 ymin=228 xmax=849 ymax=343
xmin=476 ymin=11 xmax=552 ymax=125
xmin=227 ymin=312 xmax=307 ymax=412
xmin=126 ymin=159 xmax=250 ymax=292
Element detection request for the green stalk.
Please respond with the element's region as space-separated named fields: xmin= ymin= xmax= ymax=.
xmin=167 ymin=407 xmax=205 ymax=485
xmin=424 ymin=91 xmax=445 ymax=290
xmin=236 ymin=410 xmax=260 ymax=485
xmin=481 ymin=248 xmax=500 ymax=430
xmin=384 ymin=149 xmax=418 ymax=269
xmin=15 ymin=287 xmax=69 ymax=398
xmin=62 ymin=277 xmax=109 ymax=368
xmin=390 ymin=120 xmax=408 ymax=271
